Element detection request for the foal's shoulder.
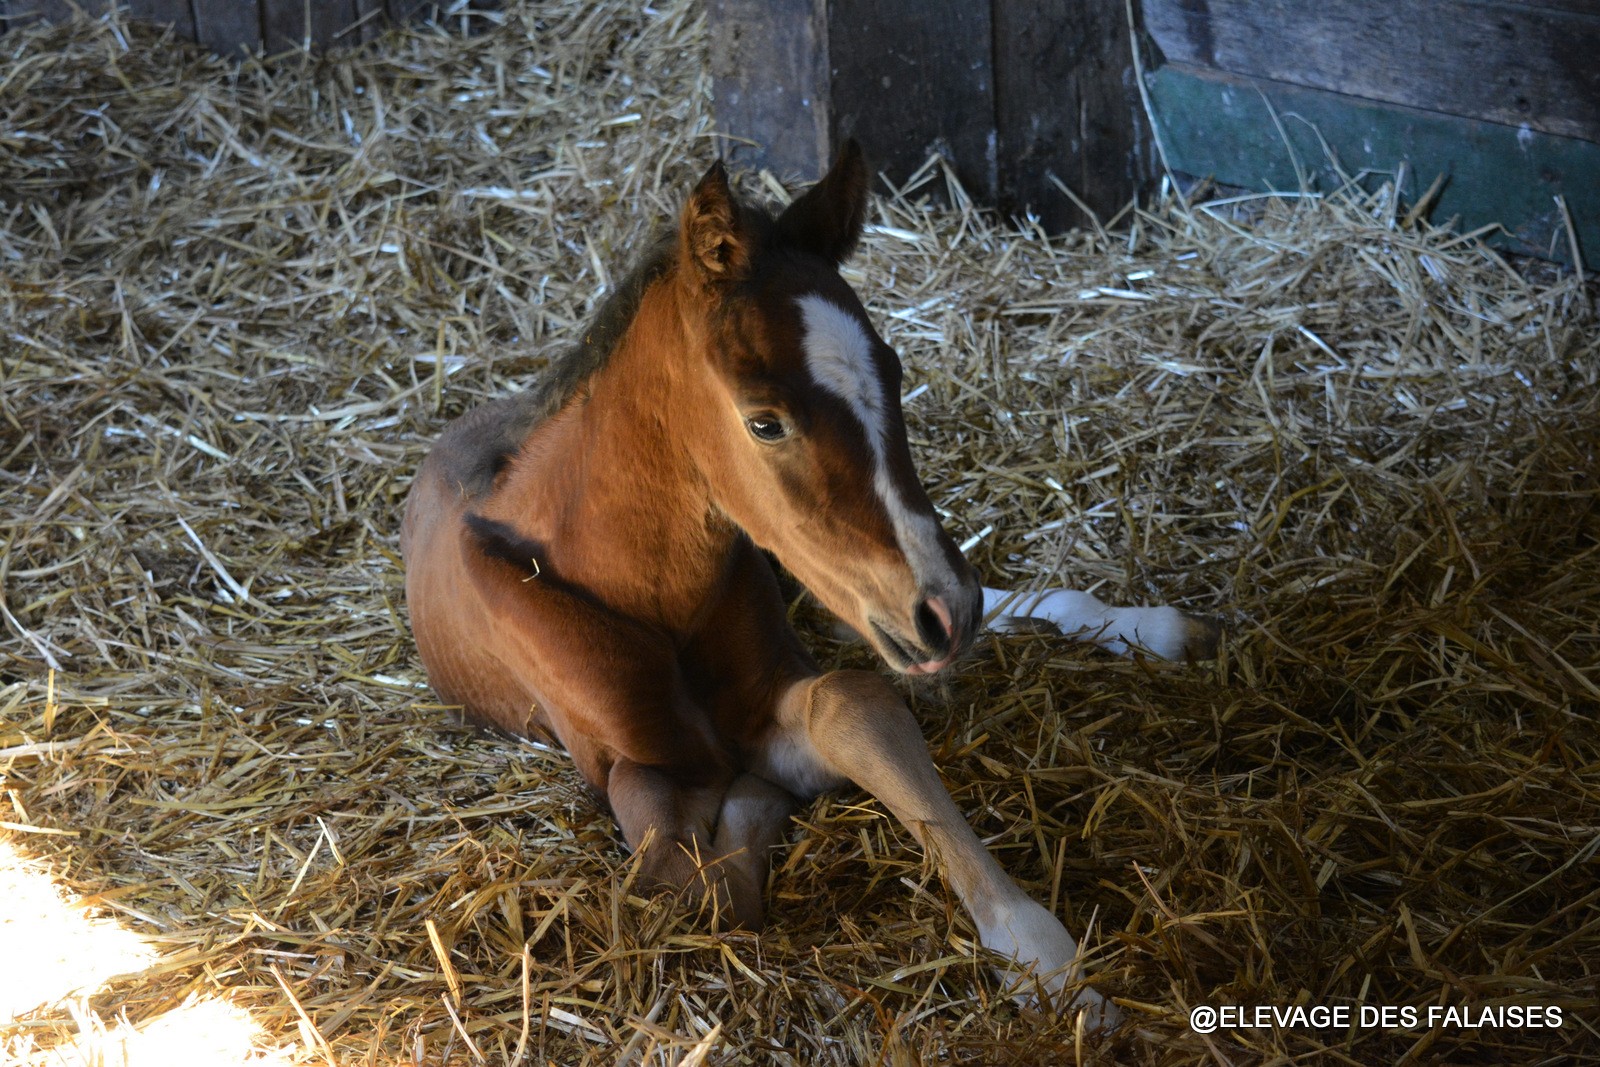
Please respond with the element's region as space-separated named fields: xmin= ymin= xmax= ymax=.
xmin=428 ymin=390 xmax=547 ymax=499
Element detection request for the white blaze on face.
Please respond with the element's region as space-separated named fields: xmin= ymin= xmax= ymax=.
xmin=796 ymin=293 xmax=950 ymax=588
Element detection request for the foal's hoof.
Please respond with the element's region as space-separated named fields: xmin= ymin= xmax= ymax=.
xmin=978 ymin=897 xmax=1122 ymax=1030
xmin=681 ymin=869 xmax=767 ymax=933
xmin=1007 ymin=965 xmax=1123 ymax=1032
xmin=1062 ymin=985 xmax=1123 ymax=1032
xmin=1178 ymin=612 xmax=1223 ymax=660
xmin=999 ymin=967 xmax=1122 ymax=1032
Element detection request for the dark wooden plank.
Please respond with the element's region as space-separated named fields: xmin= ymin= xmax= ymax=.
xmin=193 ymin=0 xmax=260 ymax=54
xmin=350 ymin=0 xmax=388 ymax=43
xmin=315 ymin=0 xmax=361 ymax=49
xmin=1147 ymin=62 xmax=1600 ymax=263
xmin=1145 ymin=0 xmax=1600 ymax=144
xmin=262 ymin=0 xmax=359 ymax=51
xmin=993 ymin=0 xmax=1154 ymax=230
xmin=826 ymin=0 xmax=996 ymax=202
xmin=708 ymin=0 xmax=830 ymax=178
xmin=261 ymin=0 xmax=302 ymax=52
xmin=386 ymin=0 xmax=436 ymax=25
xmin=3 ymin=0 xmax=113 ymax=27
xmin=128 ymin=0 xmax=198 ymax=39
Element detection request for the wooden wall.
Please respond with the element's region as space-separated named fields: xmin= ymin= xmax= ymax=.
xmin=1145 ymin=0 xmax=1600 ymax=144
xmin=1143 ymin=0 xmax=1600 ymax=261
xmin=710 ymin=0 xmax=1154 ymax=232
xmin=0 ymin=0 xmax=483 ymax=53
xmin=11 ymin=0 xmax=1595 ymax=259
xmin=715 ymin=0 xmax=1597 ymax=260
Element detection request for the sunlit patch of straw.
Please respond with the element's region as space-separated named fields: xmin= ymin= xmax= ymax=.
xmin=0 ymin=840 xmax=292 ymax=1065
xmin=48 ymin=996 xmax=293 ymax=1067
xmin=0 ymin=839 xmax=155 ymax=1023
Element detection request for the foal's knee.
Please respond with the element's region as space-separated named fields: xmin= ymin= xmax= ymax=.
xmin=791 ymin=669 xmax=933 ymax=793
xmin=802 ymin=669 xmax=905 ymax=734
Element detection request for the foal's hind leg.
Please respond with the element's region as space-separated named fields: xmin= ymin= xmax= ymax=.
xmin=607 ymin=761 xmax=795 ymax=930
xmin=983 ymin=586 xmax=1220 ymax=660
xmin=773 ymin=670 xmax=1118 ymax=1025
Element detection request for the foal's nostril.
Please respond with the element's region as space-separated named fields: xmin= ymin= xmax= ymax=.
xmin=915 ymin=596 xmax=955 ymax=655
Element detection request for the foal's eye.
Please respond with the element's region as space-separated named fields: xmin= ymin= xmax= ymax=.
xmin=745 ymin=414 xmax=788 ymax=442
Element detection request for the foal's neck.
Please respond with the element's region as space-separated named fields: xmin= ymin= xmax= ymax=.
xmin=545 ymin=276 xmax=741 ymax=623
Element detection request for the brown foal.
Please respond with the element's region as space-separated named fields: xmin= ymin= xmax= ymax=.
xmin=402 ymin=143 xmax=1214 ymax=1023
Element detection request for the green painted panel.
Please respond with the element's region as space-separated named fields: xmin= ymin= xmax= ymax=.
xmin=1146 ymin=63 xmax=1600 ymax=265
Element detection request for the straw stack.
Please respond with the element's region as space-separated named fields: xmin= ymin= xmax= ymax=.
xmin=2 ymin=3 xmax=1596 ymax=1064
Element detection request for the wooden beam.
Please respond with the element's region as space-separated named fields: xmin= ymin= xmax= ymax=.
xmin=1146 ymin=62 xmax=1600 ymax=264
xmin=1145 ymin=0 xmax=1600 ymax=144
xmin=708 ymin=2 xmax=1152 ymax=228
xmin=708 ymin=0 xmax=829 ymax=178
xmin=993 ymin=0 xmax=1153 ymax=230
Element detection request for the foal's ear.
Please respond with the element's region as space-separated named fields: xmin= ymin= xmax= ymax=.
xmin=681 ymin=159 xmax=751 ymax=285
xmin=774 ymin=139 xmax=868 ymax=265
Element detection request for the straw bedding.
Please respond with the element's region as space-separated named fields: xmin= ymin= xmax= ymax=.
xmin=2 ymin=4 xmax=1597 ymax=1064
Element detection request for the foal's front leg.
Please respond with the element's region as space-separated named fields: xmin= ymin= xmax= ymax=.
xmin=777 ymin=670 xmax=1118 ymax=1024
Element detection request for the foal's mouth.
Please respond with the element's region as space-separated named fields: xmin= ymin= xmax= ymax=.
xmin=868 ymin=609 xmax=959 ymax=676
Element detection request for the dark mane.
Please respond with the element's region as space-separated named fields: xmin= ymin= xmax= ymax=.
xmin=432 ymin=197 xmax=782 ymax=499
xmin=532 ymin=191 xmax=777 ymax=421
xmin=531 ymin=176 xmax=797 ymax=424
xmin=528 ymin=230 xmax=677 ymax=424
xmin=429 ymin=232 xmax=676 ymax=498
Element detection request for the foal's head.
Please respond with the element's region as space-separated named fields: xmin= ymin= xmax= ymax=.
xmin=668 ymin=142 xmax=981 ymax=674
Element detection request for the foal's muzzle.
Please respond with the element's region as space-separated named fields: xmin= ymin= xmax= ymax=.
xmin=904 ymin=594 xmax=959 ymax=675
xmin=916 ymin=594 xmax=954 ymax=653
xmin=871 ymin=577 xmax=980 ymax=676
